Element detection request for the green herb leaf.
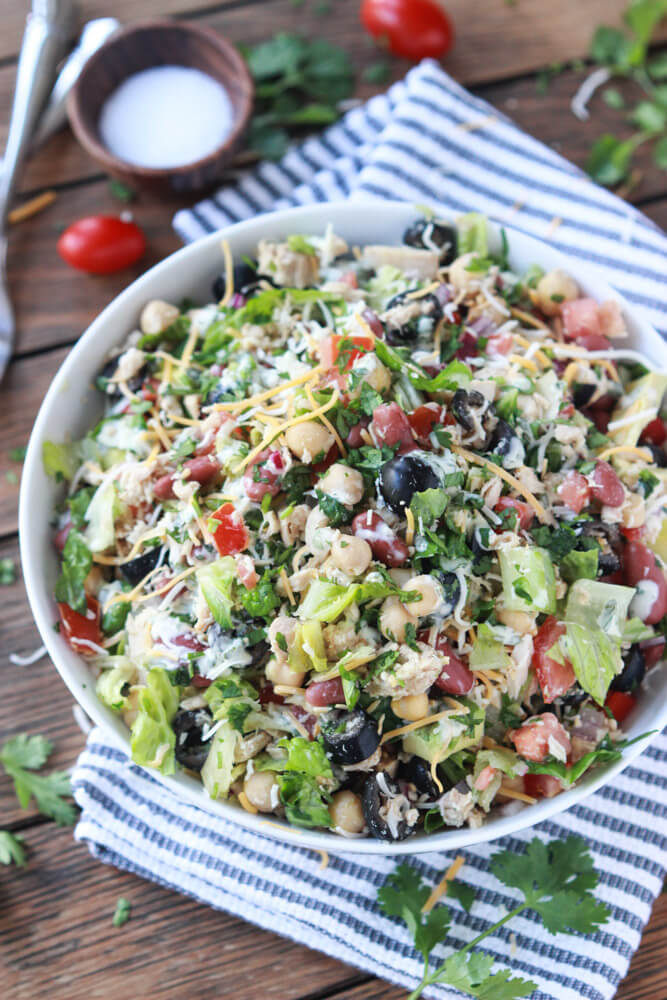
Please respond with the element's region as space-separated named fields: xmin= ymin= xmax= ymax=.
xmin=112 ymin=897 xmax=131 ymax=927
xmin=0 ymin=557 xmax=16 ymax=585
xmin=0 ymin=734 xmax=77 ymax=825
xmin=9 ymin=445 xmax=27 ymax=462
xmin=655 ymin=135 xmax=667 ymax=168
xmin=362 ymin=60 xmax=391 ymax=84
xmin=587 ymin=133 xmax=637 ymax=186
xmin=0 ymin=830 xmax=26 ymax=867
xmin=632 ymin=100 xmax=666 ymax=132
xmin=54 ymin=530 xmax=92 ymax=614
xmin=603 ymin=87 xmax=625 ymax=109
xmin=108 ymin=179 xmax=135 ymax=203
xmin=445 ymin=880 xmax=476 ymax=912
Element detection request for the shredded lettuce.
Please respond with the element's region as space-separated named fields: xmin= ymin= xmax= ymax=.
xmin=96 ymin=660 xmax=135 ymax=711
xmin=130 ymin=669 xmax=180 ymax=775
xmin=197 ymin=557 xmax=237 ymax=628
xmin=201 ymin=720 xmax=238 ymax=799
xmin=83 ymin=479 xmax=117 ymax=554
xmin=563 ymin=624 xmax=621 ymax=705
xmin=456 ymin=213 xmax=488 ymax=257
xmin=43 ymin=440 xmax=77 ymax=481
xmin=289 ymin=621 xmax=327 ymax=673
xmin=278 ymin=736 xmax=333 ymax=779
xmin=469 ymin=623 xmax=512 ymax=674
xmin=298 ymin=576 xmax=417 ymax=622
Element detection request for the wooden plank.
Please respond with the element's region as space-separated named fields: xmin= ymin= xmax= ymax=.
xmin=0 ymin=822 xmax=361 ymax=1000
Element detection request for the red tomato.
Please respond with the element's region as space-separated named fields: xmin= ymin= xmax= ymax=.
xmin=640 ymin=417 xmax=667 ymax=446
xmin=236 ymin=554 xmax=258 ymax=590
xmin=360 ymin=0 xmax=454 ymax=60
xmin=532 ymin=617 xmax=575 ymax=703
xmin=305 ymin=677 xmax=345 ymax=707
xmin=524 ymin=773 xmax=563 ymax=799
xmin=352 ymin=510 xmax=409 ymax=566
xmin=58 ymin=596 xmax=102 ymax=654
xmin=510 ymin=712 xmax=571 ymax=763
xmin=640 ymin=636 xmax=665 ymax=668
xmin=561 ymin=298 xmax=601 ymax=342
xmin=431 ymin=636 xmax=475 ymax=694
xmin=623 ymin=541 xmax=667 ymax=624
xmin=407 ymin=403 xmax=444 ymax=444
xmin=258 ymin=682 xmax=284 ymax=706
xmin=371 ymin=402 xmax=416 ymax=453
xmin=243 ymin=448 xmax=284 ymax=501
xmin=621 ymin=525 xmax=645 ymax=542
xmin=604 ymin=690 xmax=637 ymax=724
xmin=319 ymin=333 xmax=374 ymax=371
xmin=171 ymin=633 xmax=206 ymax=651
xmin=494 ymin=497 xmax=534 ymax=530
xmin=577 ymin=333 xmax=612 ymax=351
xmin=590 ymin=460 xmax=624 ymax=508
xmin=210 ymin=503 xmax=249 ymax=557
xmin=486 ymin=330 xmax=514 ymax=357
xmin=557 ymin=471 xmax=590 ymax=514
xmin=57 ymin=216 xmax=146 ymax=274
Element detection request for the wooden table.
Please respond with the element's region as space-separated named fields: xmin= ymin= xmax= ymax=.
xmin=1 ymin=1 xmax=666 ymax=997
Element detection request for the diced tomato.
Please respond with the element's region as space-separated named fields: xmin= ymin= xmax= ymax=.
xmin=640 ymin=636 xmax=665 ymax=668
xmin=577 ymin=333 xmax=612 ymax=351
xmin=340 ymin=270 xmax=358 ymax=289
xmin=243 ymin=448 xmax=284 ymax=501
xmin=430 ymin=636 xmax=475 ymax=694
xmin=371 ymin=402 xmax=416 ymax=453
xmin=319 ymin=333 xmax=374 ymax=371
xmin=407 ymin=403 xmax=445 ymax=444
xmin=210 ymin=503 xmax=249 ymax=557
xmin=58 ymin=596 xmax=102 ymax=655
xmin=623 ymin=541 xmax=667 ymax=624
xmin=604 ymin=690 xmax=637 ymax=724
xmin=352 ymin=510 xmax=409 ymax=567
xmin=236 ymin=554 xmax=258 ymax=590
xmin=559 ymin=403 xmax=575 ymax=418
xmin=494 ymin=496 xmax=534 ymax=530
xmin=532 ymin=617 xmax=575 ymax=703
xmin=510 ymin=712 xmax=571 ymax=763
xmin=621 ymin=525 xmax=645 ymax=542
xmin=562 ymin=298 xmax=602 ymax=341
xmin=640 ymin=417 xmax=667 ymax=446
xmin=523 ymin=773 xmax=563 ymax=799
xmin=258 ymin=682 xmax=284 ymax=706
xmin=557 ymin=471 xmax=590 ymax=514
xmin=590 ymin=460 xmax=624 ymax=508
xmin=474 ymin=765 xmax=497 ymax=791
xmin=305 ymin=677 xmax=345 ymax=707
xmin=486 ymin=330 xmax=514 ymax=357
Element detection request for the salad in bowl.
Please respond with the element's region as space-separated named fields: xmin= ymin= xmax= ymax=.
xmin=43 ymin=211 xmax=667 ymax=842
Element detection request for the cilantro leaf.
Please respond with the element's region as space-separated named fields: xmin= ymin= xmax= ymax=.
xmin=378 ymin=864 xmax=451 ymax=964
xmin=435 ymin=953 xmax=535 ymax=999
xmin=410 ymin=488 xmax=448 ymax=528
xmin=54 ymin=529 xmax=92 ymax=614
xmin=0 ymin=830 xmax=26 ymax=867
xmin=112 ymin=897 xmax=131 ymax=927
xmin=446 ymin=880 xmax=476 ymax=912
xmin=0 ymin=733 xmax=77 ymax=825
xmin=315 ymin=489 xmax=354 ymax=526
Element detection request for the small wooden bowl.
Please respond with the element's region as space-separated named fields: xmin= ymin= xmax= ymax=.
xmin=67 ymin=20 xmax=254 ymax=195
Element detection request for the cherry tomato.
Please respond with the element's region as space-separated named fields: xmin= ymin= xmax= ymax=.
xmin=430 ymin=636 xmax=474 ymax=694
xmin=590 ymin=460 xmax=625 ymax=508
xmin=58 ymin=596 xmax=102 ymax=654
xmin=407 ymin=403 xmax=445 ymax=444
xmin=510 ymin=712 xmax=571 ymax=763
xmin=621 ymin=525 xmax=645 ymax=542
xmin=371 ymin=402 xmax=416 ymax=453
xmin=640 ymin=417 xmax=667 ymax=446
xmin=623 ymin=541 xmax=667 ymax=624
xmin=524 ymin=773 xmax=563 ymax=799
xmin=360 ymin=0 xmax=454 ymax=61
xmin=210 ymin=503 xmax=249 ymax=557
xmin=494 ymin=497 xmax=534 ymax=530
xmin=557 ymin=471 xmax=590 ymax=514
xmin=604 ymin=690 xmax=637 ymax=724
xmin=532 ymin=617 xmax=575 ymax=703
xmin=57 ymin=216 xmax=146 ymax=274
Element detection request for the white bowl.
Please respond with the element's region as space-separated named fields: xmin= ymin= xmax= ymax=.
xmin=20 ymin=200 xmax=667 ymax=855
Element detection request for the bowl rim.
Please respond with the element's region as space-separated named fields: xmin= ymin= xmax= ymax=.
xmin=20 ymin=199 xmax=667 ymax=855
xmin=66 ymin=18 xmax=254 ymax=178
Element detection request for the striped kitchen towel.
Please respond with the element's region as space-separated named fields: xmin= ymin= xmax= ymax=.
xmin=73 ymin=60 xmax=667 ymax=1000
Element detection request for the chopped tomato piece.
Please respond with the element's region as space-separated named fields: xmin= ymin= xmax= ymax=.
xmin=210 ymin=503 xmax=249 ymax=557
xmin=474 ymin=764 xmax=497 ymax=791
xmin=532 ymin=617 xmax=575 ymax=703
xmin=604 ymin=690 xmax=637 ymax=724
xmin=486 ymin=330 xmax=514 ymax=357
xmin=58 ymin=596 xmax=102 ymax=655
xmin=640 ymin=417 xmax=667 ymax=446
xmin=562 ymin=298 xmax=601 ymax=341
xmin=319 ymin=333 xmax=374 ymax=371
xmin=236 ymin=554 xmax=258 ymax=590
xmin=494 ymin=497 xmax=534 ymax=530
xmin=524 ymin=773 xmax=563 ymax=799
xmin=510 ymin=712 xmax=571 ymax=763
xmin=557 ymin=471 xmax=590 ymax=514
xmin=590 ymin=460 xmax=624 ymax=508
xmin=623 ymin=541 xmax=667 ymax=624
xmin=621 ymin=525 xmax=645 ymax=542
xmin=407 ymin=403 xmax=445 ymax=444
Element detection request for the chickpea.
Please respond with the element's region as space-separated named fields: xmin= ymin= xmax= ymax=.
xmin=139 ymin=299 xmax=180 ymax=336
xmin=496 ymin=606 xmax=537 ymax=635
xmin=318 ymin=463 xmax=365 ymax=506
xmin=391 ymin=692 xmax=429 ymax=722
xmin=379 ymin=595 xmax=418 ymax=643
xmin=331 ymin=534 xmax=372 ymax=576
xmin=621 ymin=492 xmax=645 ymax=529
xmin=265 ymin=657 xmax=306 ymax=688
xmin=448 ymin=253 xmax=482 ymax=293
xmin=285 ymin=420 xmax=335 ymax=463
xmin=328 ymin=789 xmax=365 ymax=834
xmin=404 ymin=575 xmax=442 ymax=617
xmin=534 ymin=269 xmax=579 ymax=316
xmin=243 ymin=771 xmax=279 ymax=813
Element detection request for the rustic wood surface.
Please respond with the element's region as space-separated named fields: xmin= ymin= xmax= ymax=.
xmin=1 ymin=0 xmax=665 ymax=997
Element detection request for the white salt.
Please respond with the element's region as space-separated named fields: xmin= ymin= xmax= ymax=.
xmin=99 ymin=65 xmax=234 ymax=169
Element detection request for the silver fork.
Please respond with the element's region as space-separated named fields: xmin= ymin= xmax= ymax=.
xmin=0 ymin=0 xmax=72 ymax=381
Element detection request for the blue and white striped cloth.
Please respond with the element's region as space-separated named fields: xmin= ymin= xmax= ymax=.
xmin=74 ymin=61 xmax=667 ymax=1000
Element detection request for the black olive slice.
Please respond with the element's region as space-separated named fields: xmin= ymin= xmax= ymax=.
xmin=173 ymin=708 xmax=213 ymax=772
xmin=379 ymin=454 xmax=441 ymax=515
xmin=321 ymin=709 xmax=380 ymax=765
xmin=361 ymin=773 xmax=415 ymax=841
xmin=120 ymin=546 xmax=165 ymax=586
xmin=403 ymin=218 xmax=457 ymax=265
xmin=611 ymin=645 xmax=646 ymax=693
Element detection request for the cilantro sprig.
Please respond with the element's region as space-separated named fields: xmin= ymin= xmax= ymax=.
xmin=377 ymin=836 xmax=609 ymax=999
xmin=1 ymin=733 xmax=77 ymax=826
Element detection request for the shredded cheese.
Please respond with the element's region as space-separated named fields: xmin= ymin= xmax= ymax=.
xmin=405 ymin=507 xmax=415 ymax=545
xmin=238 ymin=791 xmax=258 ymax=814
xmin=306 ymin=382 xmax=346 ymax=457
xmin=405 ymin=281 xmax=441 ymax=300
xmin=498 ymin=785 xmax=537 ymax=804
xmin=452 ymin=446 xmax=547 ymax=522
xmin=234 ymin=388 xmax=340 ymax=473
xmin=422 ymin=856 xmax=466 ymax=913
xmin=430 ymin=756 xmax=444 ymax=794
xmin=597 ymin=444 xmax=653 ymax=462
xmin=8 ymin=189 xmax=57 ymax=224
xmin=149 ymin=410 xmax=173 ymax=451
xmin=509 ymin=354 xmax=538 ymax=373
xmin=279 ymin=566 xmax=296 ymax=605
xmin=217 ymin=238 xmax=235 ymax=308
xmin=317 ymin=850 xmax=329 ymax=870
xmin=473 ymin=671 xmax=496 ymax=701
xmin=509 ymin=308 xmax=549 ymax=331
xmin=562 ymin=361 xmax=580 ymax=385
xmin=104 ymin=565 xmax=198 ymax=610
xmin=606 ymin=408 xmax=658 ymax=433
xmin=380 ymin=709 xmax=466 ymax=745
xmin=214 ymin=365 xmax=324 ymax=413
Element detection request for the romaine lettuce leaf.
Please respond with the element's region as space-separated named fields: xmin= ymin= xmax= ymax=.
xmin=278 ymin=736 xmax=333 ymax=779
xmin=130 ymin=668 xmax=180 ymax=775
xmin=562 ymin=623 xmax=621 ymax=705
xmin=43 ymin=440 xmax=77 ymax=481
xmin=197 ymin=556 xmax=237 ymax=628
xmin=201 ymin=720 xmax=238 ymax=799
xmin=83 ymin=479 xmax=117 ymax=553
xmin=96 ymin=660 xmax=135 ymax=711
xmin=278 ymin=772 xmax=332 ymax=828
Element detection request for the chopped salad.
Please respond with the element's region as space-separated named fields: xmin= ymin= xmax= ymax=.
xmin=47 ymin=215 xmax=667 ymax=840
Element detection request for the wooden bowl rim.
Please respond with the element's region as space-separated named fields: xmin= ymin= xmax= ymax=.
xmin=66 ymin=19 xmax=254 ymax=178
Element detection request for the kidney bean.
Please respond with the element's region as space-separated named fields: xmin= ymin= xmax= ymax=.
xmin=243 ymin=448 xmax=284 ymax=501
xmin=352 ymin=510 xmax=409 ymax=567
xmin=305 ymin=677 xmax=345 ymax=707
xmin=431 ymin=637 xmax=475 ymax=694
